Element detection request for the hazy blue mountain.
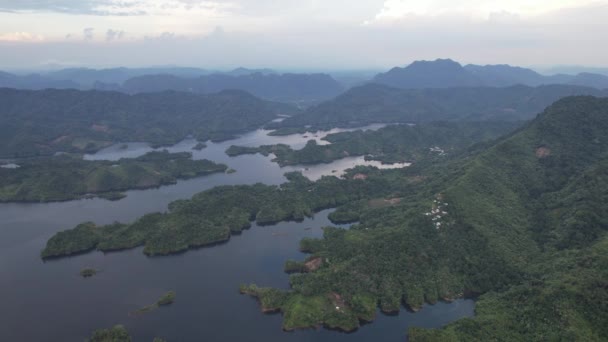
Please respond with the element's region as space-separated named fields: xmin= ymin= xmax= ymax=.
xmin=275 ymin=83 xmax=608 ymax=129
xmin=121 ymin=72 xmax=345 ymax=104
xmin=542 ymin=66 xmax=608 ymax=76
xmin=464 ymin=64 xmax=545 ymax=86
xmin=374 ymin=58 xmax=483 ymax=89
xmin=374 ymin=59 xmax=608 ymax=90
xmin=225 ymin=67 xmax=276 ymax=76
xmin=567 ymin=72 xmax=608 ymax=89
xmin=46 ymin=67 xmax=211 ymax=87
xmin=0 ymin=71 xmax=79 ymax=90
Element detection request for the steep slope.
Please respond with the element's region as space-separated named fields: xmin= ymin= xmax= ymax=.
xmin=275 ymin=83 xmax=607 ymax=129
xmin=0 ymin=88 xmax=292 ymax=158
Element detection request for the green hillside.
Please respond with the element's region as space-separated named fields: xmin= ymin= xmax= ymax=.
xmin=243 ymin=96 xmax=608 ymax=335
xmin=0 ymin=88 xmax=294 ymax=158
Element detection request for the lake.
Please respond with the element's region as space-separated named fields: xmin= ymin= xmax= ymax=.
xmin=0 ymin=126 xmax=474 ymax=341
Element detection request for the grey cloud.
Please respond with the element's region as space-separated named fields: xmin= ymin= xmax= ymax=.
xmin=83 ymin=28 xmax=95 ymax=40
xmin=106 ymin=29 xmax=125 ymax=41
xmin=0 ymin=2 xmax=607 ymax=70
xmin=0 ymin=0 xmax=146 ymax=15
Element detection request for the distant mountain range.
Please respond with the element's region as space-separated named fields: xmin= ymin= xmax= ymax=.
xmin=275 ymin=83 xmax=608 ymax=129
xmin=2 ymin=60 xmax=608 ymax=105
xmin=0 ymin=71 xmax=80 ymax=90
xmin=373 ymin=59 xmax=608 ymax=90
xmin=119 ymin=72 xmax=345 ymax=104
xmin=0 ymin=67 xmax=341 ymax=104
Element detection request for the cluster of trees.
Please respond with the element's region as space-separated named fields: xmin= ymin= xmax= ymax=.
xmin=0 ymin=151 xmax=227 ymax=202
xmin=0 ymin=88 xmax=293 ymax=158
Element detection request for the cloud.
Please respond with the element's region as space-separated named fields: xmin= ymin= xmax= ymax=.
xmin=369 ymin=0 xmax=604 ymax=22
xmin=106 ymin=29 xmax=125 ymax=41
xmin=0 ymin=31 xmax=44 ymax=42
xmin=0 ymin=0 xmax=232 ymax=16
xmin=0 ymin=1 xmax=607 ymax=69
xmin=83 ymin=27 xmax=95 ymax=40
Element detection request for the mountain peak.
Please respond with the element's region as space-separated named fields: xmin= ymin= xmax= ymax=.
xmin=374 ymin=58 xmax=481 ymax=89
xmin=408 ymin=58 xmax=462 ymax=69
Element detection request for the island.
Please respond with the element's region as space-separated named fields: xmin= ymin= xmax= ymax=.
xmin=87 ymin=325 xmax=131 ymax=342
xmin=132 ymin=291 xmax=176 ymax=315
xmin=80 ymin=268 xmax=97 ymax=278
xmin=0 ymin=150 xmax=227 ymax=202
xmin=192 ymin=142 xmax=207 ymax=151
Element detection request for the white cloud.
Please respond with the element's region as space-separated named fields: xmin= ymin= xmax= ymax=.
xmin=0 ymin=31 xmax=44 ymax=42
xmin=370 ymin=0 xmax=605 ymax=22
xmin=0 ymin=1 xmax=607 ymax=68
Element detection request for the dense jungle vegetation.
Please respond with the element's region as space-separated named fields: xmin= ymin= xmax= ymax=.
xmin=0 ymin=151 xmax=227 ymax=202
xmin=44 ymin=96 xmax=608 ymax=339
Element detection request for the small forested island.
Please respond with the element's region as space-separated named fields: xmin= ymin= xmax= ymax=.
xmin=0 ymin=150 xmax=227 ymax=202
xmin=229 ymin=122 xmax=520 ymax=166
xmin=132 ymin=291 xmax=176 ymax=316
xmin=80 ymin=268 xmax=97 ymax=278
xmin=192 ymin=142 xmax=207 ymax=151
xmin=43 ymin=96 xmax=608 ymax=339
xmin=87 ymin=325 xmax=167 ymax=342
xmin=157 ymin=291 xmax=176 ymax=306
xmin=87 ymin=325 xmax=131 ymax=342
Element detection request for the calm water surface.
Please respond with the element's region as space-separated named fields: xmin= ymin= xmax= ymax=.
xmin=0 ymin=127 xmax=473 ymax=341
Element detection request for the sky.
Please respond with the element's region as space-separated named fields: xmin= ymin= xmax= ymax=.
xmin=0 ymin=0 xmax=607 ymax=70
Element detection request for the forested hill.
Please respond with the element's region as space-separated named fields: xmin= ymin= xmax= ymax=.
xmin=273 ymin=83 xmax=608 ymax=130
xmin=408 ymin=96 xmax=608 ymax=340
xmin=0 ymin=88 xmax=294 ymax=158
xmin=244 ymin=96 xmax=608 ymax=336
